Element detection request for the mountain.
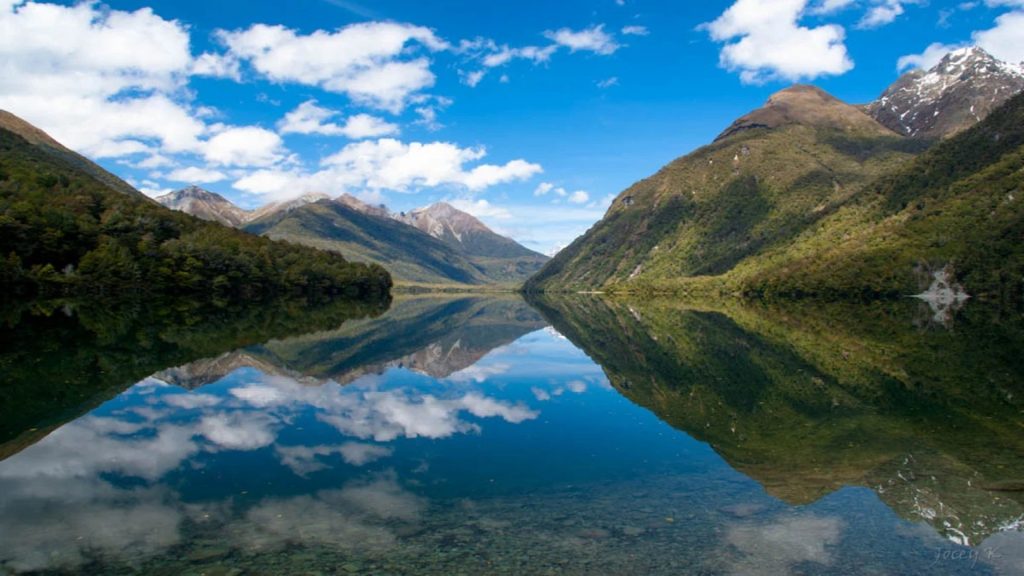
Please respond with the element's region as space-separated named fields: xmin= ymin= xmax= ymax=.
xmin=526 ymin=85 xmax=923 ymax=292
xmin=248 ymin=192 xmax=330 ymax=222
xmin=0 ymin=110 xmax=391 ymax=299
xmin=718 ymin=84 xmax=898 ymax=141
xmin=334 ymin=192 xmax=391 ymax=219
xmin=0 ymin=110 xmax=145 ymax=200
xmin=866 ymin=46 xmax=1024 ymax=140
xmin=155 ymin=185 xmax=250 ymax=227
xmin=157 ymin=187 xmax=548 ymax=286
xmin=243 ymin=197 xmax=493 ymax=285
xmin=737 ymin=90 xmax=1024 ymax=302
xmin=395 ymin=202 xmax=549 ymax=281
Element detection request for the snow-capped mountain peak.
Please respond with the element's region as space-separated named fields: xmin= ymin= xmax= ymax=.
xmin=867 ymin=46 xmax=1024 ymax=139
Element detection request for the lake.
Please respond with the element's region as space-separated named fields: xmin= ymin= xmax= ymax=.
xmin=1 ymin=295 xmax=1023 ymax=575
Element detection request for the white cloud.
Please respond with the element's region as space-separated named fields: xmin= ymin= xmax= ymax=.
xmin=898 ymin=5 xmax=1024 ymax=71
xmin=203 ymin=126 xmax=286 ymax=167
xmin=597 ymin=76 xmax=620 ymax=88
xmin=191 ymin=52 xmax=241 ymax=80
xmin=544 ymin=24 xmax=620 ymax=55
xmin=0 ymin=1 xmax=205 ymax=157
xmin=448 ymin=198 xmax=512 ymax=219
xmin=166 ymin=166 xmax=227 ymax=184
xmin=621 ymin=25 xmax=649 ymax=36
xmin=897 ymin=42 xmax=962 ymax=71
xmin=457 ymin=37 xmax=557 ymax=68
xmin=534 ymin=182 xmax=555 ymax=196
xmin=568 ymin=190 xmax=591 ymax=204
xmin=214 ymin=21 xmax=448 ymax=112
xmin=811 ymin=0 xmax=857 ymax=14
xmin=858 ymin=0 xmax=921 ymax=28
xmin=973 ymin=9 xmax=1024 ymax=62
xmin=462 ymin=69 xmax=485 ymax=87
xmin=234 ymin=138 xmax=541 ymax=201
xmin=705 ymin=0 xmax=854 ymax=84
xmin=278 ymin=100 xmax=399 ymax=138
xmin=342 ymin=113 xmax=402 ymax=139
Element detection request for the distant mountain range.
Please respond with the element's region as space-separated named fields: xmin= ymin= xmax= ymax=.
xmin=156 ymin=188 xmax=547 ymax=286
xmin=528 ymin=46 xmax=1024 ymax=304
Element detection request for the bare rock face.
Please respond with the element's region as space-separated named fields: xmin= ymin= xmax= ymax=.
xmin=395 ymin=202 xmax=545 ymax=260
xmin=155 ymin=186 xmax=251 ymax=227
xmin=334 ymin=193 xmax=391 ymax=219
xmin=867 ymin=46 xmax=1024 ymax=140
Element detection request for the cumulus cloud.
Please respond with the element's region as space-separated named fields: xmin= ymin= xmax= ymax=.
xmin=858 ymin=0 xmax=922 ymax=28
xmin=214 ymin=21 xmax=448 ymax=112
xmin=191 ymin=51 xmax=241 ymax=80
xmin=810 ymin=0 xmax=857 ymax=14
xmin=568 ymin=190 xmax=591 ymax=204
xmin=973 ymin=9 xmax=1024 ymax=62
xmin=234 ymin=138 xmax=541 ymax=201
xmin=165 ymin=166 xmax=227 ymax=184
xmin=277 ymin=100 xmax=399 ymax=138
xmin=534 ymin=182 xmax=556 ymax=196
xmin=0 ymin=1 xmax=206 ymax=157
xmin=448 ymin=198 xmax=513 ymax=220
xmin=203 ymin=126 xmax=287 ymax=167
xmin=705 ymin=0 xmax=854 ymax=84
xmin=897 ymin=42 xmax=960 ymax=71
xmin=621 ymin=25 xmax=649 ymax=36
xmin=544 ymin=24 xmax=620 ymax=55
xmin=898 ymin=5 xmax=1024 ymax=71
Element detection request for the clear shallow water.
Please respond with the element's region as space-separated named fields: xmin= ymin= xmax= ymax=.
xmin=1 ymin=296 xmax=1022 ymax=575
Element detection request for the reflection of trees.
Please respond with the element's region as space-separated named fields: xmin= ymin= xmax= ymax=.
xmin=530 ymin=294 xmax=1024 ymax=546
xmin=0 ymin=296 xmax=386 ymax=456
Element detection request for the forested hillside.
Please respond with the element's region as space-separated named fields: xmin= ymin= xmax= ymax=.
xmin=0 ymin=113 xmax=392 ymax=300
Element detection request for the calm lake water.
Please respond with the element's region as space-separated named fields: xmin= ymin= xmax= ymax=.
xmin=1 ymin=295 xmax=1023 ymax=575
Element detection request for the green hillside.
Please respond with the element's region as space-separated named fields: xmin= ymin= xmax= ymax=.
xmin=244 ymin=200 xmax=493 ymax=286
xmin=733 ymin=91 xmax=1024 ymax=302
xmin=0 ymin=113 xmax=392 ymax=301
xmin=526 ymin=86 xmax=924 ymax=293
xmin=527 ymin=87 xmax=1024 ymax=305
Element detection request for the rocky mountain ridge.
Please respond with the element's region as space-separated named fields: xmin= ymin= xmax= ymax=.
xmin=866 ymin=46 xmax=1024 ymax=139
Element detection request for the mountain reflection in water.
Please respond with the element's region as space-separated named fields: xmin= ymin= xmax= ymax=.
xmin=1 ymin=295 xmax=1022 ymax=574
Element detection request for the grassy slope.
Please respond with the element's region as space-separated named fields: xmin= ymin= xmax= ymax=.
xmin=245 ymin=201 xmax=490 ymax=286
xmin=532 ymin=93 xmax=1024 ymax=304
xmin=527 ymin=121 xmax=923 ymax=293
xmin=729 ymin=92 xmax=1024 ymax=302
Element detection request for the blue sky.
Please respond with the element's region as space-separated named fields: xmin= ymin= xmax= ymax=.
xmin=1 ymin=0 xmax=1022 ymax=254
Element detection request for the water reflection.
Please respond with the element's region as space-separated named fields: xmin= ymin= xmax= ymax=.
xmin=533 ymin=296 xmax=1024 ymax=559
xmin=1 ymin=294 xmax=1022 ymax=574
